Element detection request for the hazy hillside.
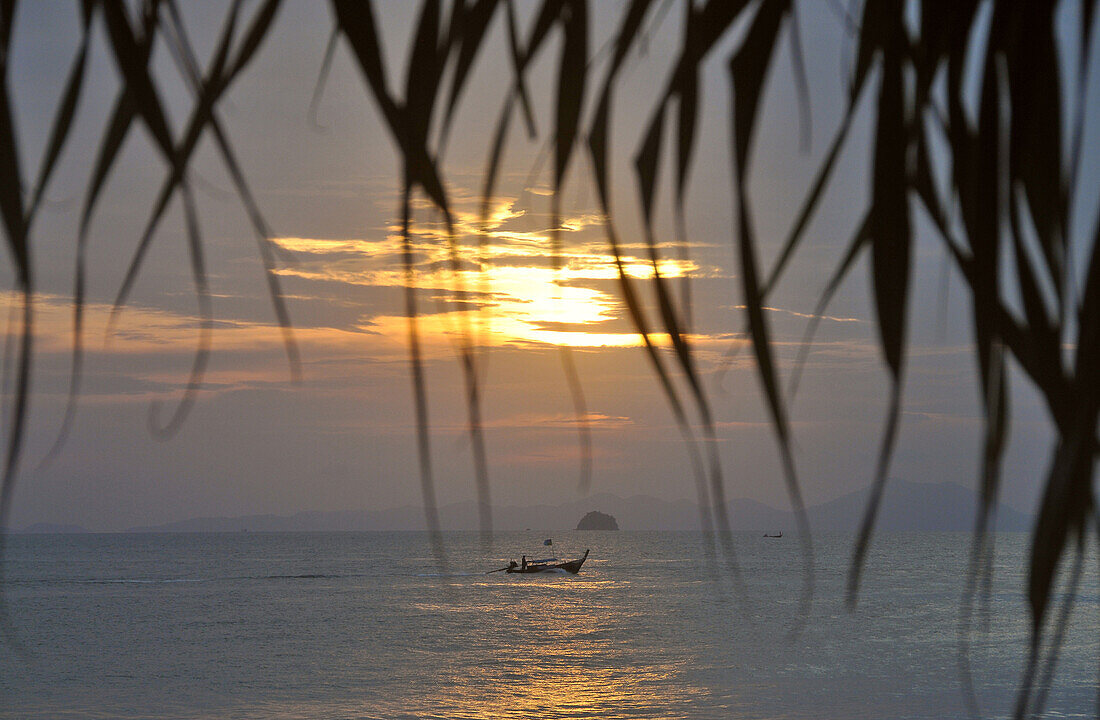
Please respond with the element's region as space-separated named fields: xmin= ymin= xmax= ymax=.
xmin=13 ymin=522 xmax=92 ymax=534
xmin=123 ymin=480 xmax=1031 ymax=534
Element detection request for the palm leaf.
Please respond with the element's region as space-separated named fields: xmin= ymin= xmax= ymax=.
xmin=588 ymin=64 xmax=721 ymax=570
xmin=101 ymin=1 xmax=176 ymax=163
xmin=440 ymin=0 xmax=500 ymax=141
xmin=729 ymin=0 xmax=813 ymax=626
xmin=0 ymin=12 xmax=32 ymax=650
xmin=848 ymin=0 xmax=910 ymax=605
xmin=162 ymin=0 xmax=299 ymax=381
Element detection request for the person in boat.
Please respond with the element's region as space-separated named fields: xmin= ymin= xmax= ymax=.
xmin=508 ymin=560 xmax=518 ymax=570
xmin=521 ymin=555 xmax=527 ymax=571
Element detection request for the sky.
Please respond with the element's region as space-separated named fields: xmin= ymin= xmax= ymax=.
xmin=1 ymin=1 xmax=1097 ymax=531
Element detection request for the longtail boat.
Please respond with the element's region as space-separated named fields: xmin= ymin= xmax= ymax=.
xmin=492 ymin=549 xmax=590 ymax=574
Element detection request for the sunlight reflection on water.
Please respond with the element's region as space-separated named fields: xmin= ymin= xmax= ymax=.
xmin=3 ymin=531 xmax=1098 ymax=719
xmin=368 ymin=561 xmax=713 ymax=719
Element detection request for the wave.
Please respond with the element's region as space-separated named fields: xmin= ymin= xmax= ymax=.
xmin=76 ymin=578 xmax=212 ymax=585
xmin=35 ymin=572 xmax=367 ymax=586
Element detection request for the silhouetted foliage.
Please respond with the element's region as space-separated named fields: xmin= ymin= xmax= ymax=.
xmin=0 ymin=2 xmax=1097 ymax=716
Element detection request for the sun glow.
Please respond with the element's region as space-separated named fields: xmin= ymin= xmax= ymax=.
xmin=273 ymin=206 xmax=697 ymax=350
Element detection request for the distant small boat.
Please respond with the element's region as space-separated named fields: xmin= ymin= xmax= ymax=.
xmin=493 ymin=549 xmax=590 ymax=574
xmin=763 ymin=532 xmax=783 ymax=538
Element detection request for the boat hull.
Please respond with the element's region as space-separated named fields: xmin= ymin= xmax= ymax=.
xmin=506 ymin=549 xmax=589 ymax=574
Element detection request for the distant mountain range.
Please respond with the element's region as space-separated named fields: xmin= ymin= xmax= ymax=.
xmin=16 ymin=522 xmax=93 ymax=534
xmin=103 ymin=479 xmax=1031 ymax=534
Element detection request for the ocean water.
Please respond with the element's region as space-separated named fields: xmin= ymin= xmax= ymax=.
xmin=1 ymin=531 xmax=1096 ymax=719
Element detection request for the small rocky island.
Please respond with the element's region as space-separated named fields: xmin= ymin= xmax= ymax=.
xmin=576 ymin=510 xmax=619 ymax=531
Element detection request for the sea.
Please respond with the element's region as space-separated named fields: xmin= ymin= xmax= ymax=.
xmin=1 ymin=530 xmax=1096 ymax=719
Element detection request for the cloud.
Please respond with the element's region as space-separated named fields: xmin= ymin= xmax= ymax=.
xmin=902 ymin=410 xmax=981 ymax=427
xmin=267 ymin=194 xmax=705 ymax=351
xmin=482 ymin=412 xmax=634 ymax=430
xmin=17 ymin=185 xmax=871 ymax=382
xmin=9 ymin=291 xmax=410 ymax=406
xmin=722 ymin=304 xmax=866 ymax=324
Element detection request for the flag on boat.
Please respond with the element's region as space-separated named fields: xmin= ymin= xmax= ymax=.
xmin=544 ymin=538 xmax=553 ymax=546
